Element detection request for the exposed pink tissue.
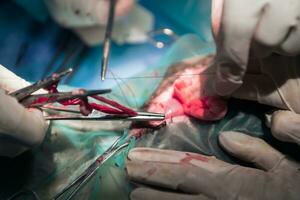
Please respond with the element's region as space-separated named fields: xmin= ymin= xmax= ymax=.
xmin=145 ymin=65 xmax=227 ymax=126
xmin=130 ymin=56 xmax=228 ymax=138
xmin=173 ymin=75 xmax=227 ymax=121
xmin=147 ymin=98 xmax=184 ymax=126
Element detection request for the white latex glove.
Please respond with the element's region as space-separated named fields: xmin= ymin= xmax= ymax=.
xmin=211 ymin=0 xmax=300 ymax=96
xmin=0 ymin=65 xmax=48 ymax=158
xmin=44 ymin=0 xmax=134 ymax=27
xmin=211 ymin=0 xmax=300 ymax=145
xmin=1 ymin=66 xmax=131 ymax=133
xmin=44 ymin=0 xmax=144 ymax=46
xmin=126 ymin=131 xmax=300 ymax=200
xmin=229 ymin=54 xmax=300 ymax=146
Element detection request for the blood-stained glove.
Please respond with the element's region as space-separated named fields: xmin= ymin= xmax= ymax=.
xmin=0 ymin=65 xmax=48 ymax=158
xmin=44 ymin=0 xmax=136 ymax=46
xmin=126 ymin=131 xmax=300 ymax=200
xmin=211 ymin=0 xmax=300 ymax=96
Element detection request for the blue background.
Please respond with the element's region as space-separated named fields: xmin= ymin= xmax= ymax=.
xmin=0 ymin=0 xmax=212 ymax=90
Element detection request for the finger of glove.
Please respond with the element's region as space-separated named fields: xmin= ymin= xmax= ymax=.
xmin=219 ymin=131 xmax=284 ymax=171
xmin=0 ymin=65 xmax=30 ymax=91
xmin=0 ymin=65 xmax=47 ymax=95
xmin=280 ymin=19 xmax=300 ymax=55
xmin=126 ymin=148 xmax=232 ymax=196
xmin=211 ymin=0 xmax=224 ymax=38
xmin=254 ymin=0 xmax=300 ymax=55
xmin=130 ymin=187 xmax=209 ymax=200
xmin=45 ymin=0 xmax=134 ymax=28
xmin=214 ymin=0 xmax=263 ymax=96
xmin=91 ymin=0 xmax=135 ymax=23
xmin=270 ymin=110 xmax=300 ymax=145
xmin=232 ymin=72 xmax=288 ymax=110
xmin=72 ymin=26 xmax=105 ymax=46
xmin=0 ymin=90 xmax=48 ymax=148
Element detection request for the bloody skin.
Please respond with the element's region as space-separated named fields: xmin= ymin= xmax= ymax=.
xmin=130 ymin=55 xmax=227 ymax=136
xmin=145 ymin=55 xmax=226 ymax=123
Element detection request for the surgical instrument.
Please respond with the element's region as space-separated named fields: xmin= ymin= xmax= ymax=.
xmin=100 ymin=0 xmax=117 ymax=81
xmin=10 ymin=68 xmax=73 ymax=101
xmin=53 ymin=135 xmax=130 ymax=200
xmin=22 ymin=89 xmax=111 ymax=107
xmin=10 ymin=68 xmax=165 ymax=122
xmin=45 ymin=110 xmax=165 ymax=121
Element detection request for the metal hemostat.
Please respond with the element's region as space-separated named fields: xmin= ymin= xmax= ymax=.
xmin=100 ymin=0 xmax=117 ymax=81
xmin=9 ymin=68 xmax=73 ymax=101
xmin=7 ymin=68 xmax=165 ymax=200
xmin=53 ymin=136 xmax=131 ymax=200
xmin=45 ymin=110 xmax=165 ymax=121
xmin=9 ymin=68 xmax=165 ymax=122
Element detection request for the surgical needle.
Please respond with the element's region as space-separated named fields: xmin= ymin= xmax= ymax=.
xmin=101 ymin=0 xmax=117 ymax=81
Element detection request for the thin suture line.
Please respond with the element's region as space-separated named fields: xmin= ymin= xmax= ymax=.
xmin=112 ymin=72 xmax=139 ymax=109
xmin=109 ymin=69 xmax=133 ymax=109
xmin=104 ymin=73 xmax=208 ymax=80
xmin=119 ymin=78 xmax=139 ymax=109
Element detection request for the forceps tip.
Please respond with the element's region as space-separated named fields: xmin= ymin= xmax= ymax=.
xmin=100 ymin=73 xmax=106 ymax=81
xmin=100 ymin=57 xmax=108 ymax=81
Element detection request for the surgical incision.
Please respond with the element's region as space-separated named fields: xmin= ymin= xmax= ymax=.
xmin=131 ymin=55 xmax=227 ymax=134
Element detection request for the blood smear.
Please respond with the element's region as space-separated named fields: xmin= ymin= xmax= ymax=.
xmin=28 ymin=82 xmax=137 ymax=116
xmin=180 ymin=152 xmax=209 ymax=165
xmin=173 ymin=75 xmax=227 ymax=121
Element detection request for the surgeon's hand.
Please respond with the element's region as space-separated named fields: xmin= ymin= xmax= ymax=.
xmin=211 ymin=0 xmax=300 ymax=145
xmin=0 ymin=65 xmax=48 ymax=158
xmin=211 ymin=0 xmax=300 ymax=96
xmin=126 ymin=131 xmax=300 ymax=200
xmin=44 ymin=0 xmax=135 ymax=45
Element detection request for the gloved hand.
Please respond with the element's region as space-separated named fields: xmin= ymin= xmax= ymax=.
xmin=0 ymin=65 xmax=130 ymax=134
xmin=211 ymin=0 xmax=300 ymax=145
xmin=44 ymin=0 xmax=135 ymax=46
xmin=126 ymin=131 xmax=300 ymax=200
xmin=211 ymin=0 xmax=300 ymax=96
xmin=230 ymin=55 xmax=300 ymax=145
xmin=0 ymin=65 xmax=48 ymax=158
